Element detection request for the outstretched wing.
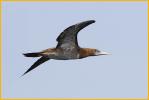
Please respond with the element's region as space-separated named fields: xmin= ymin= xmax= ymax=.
xmin=22 ymin=57 xmax=50 ymax=76
xmin=56 ymin=20 xmax=95 ymax=49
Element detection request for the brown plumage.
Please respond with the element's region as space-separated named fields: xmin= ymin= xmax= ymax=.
xmin=23 ymin=20 xmax=110 ymax=76
xmin=79 ymin=48 xmax=97 ymax=58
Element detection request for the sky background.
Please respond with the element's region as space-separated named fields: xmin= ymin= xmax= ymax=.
xmin=2 ymin=2 xmax=147 ymax=98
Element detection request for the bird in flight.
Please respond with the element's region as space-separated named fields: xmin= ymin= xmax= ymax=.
xmin=23 ymin=20 xmax=110 ymax=76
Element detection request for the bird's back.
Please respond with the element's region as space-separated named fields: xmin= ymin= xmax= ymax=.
xmin=54 ymin=47 xmax=79 ymax=60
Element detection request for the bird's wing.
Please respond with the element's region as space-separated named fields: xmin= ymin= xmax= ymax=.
xmin=22 ymin=57 xmax=50 ymax=76
xmin=56 ymin=20 xmax=95 ymax=49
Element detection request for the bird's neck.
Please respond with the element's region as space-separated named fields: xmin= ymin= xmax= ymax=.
xmin=79 ymin=48 xmax=95 ymax=58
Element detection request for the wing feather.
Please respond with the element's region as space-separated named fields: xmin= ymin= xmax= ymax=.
xmin=22 ymin=57 xmax=50 ymax=76
xmin=56 ymin=20 xmax=95 ymax=49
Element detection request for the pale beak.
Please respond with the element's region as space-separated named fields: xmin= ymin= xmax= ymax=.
xmin=95 ymin=50 xmax=111 ymax=56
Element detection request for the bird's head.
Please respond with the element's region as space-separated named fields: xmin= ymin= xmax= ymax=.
xmin=79 ymin=48 xmax=110 ymax=58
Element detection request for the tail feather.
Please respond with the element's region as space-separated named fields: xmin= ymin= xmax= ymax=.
xmin=23 ymin=53 xmax=41 ymax=57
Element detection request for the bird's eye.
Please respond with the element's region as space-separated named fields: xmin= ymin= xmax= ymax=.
xmin=95 ymin=49 xmax=100 ymax=53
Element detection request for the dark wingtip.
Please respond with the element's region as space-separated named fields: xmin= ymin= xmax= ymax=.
xmin=22 ymin=72 xmax=27 ymax=76
xmin=76 ymin=20 xmax=96 ymax=32
xmin=21 ymin=73 xmax=26 ymax=77
xmin=89 ymin=20 xmax=96 ymax=23
xmin=21 ymin=69 xmax=30 ymax=77
xmin=20 ymin=72 xmax=27 ymax=77
xmin=86 ymin=20 xmax=96 ymax=24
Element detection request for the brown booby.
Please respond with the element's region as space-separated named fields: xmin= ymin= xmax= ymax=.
xmin=23 ymin=20 xmax=110 ymax=76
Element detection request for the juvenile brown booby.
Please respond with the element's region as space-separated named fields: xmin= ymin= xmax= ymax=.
xmin=23 ymin=20 xmax=110 ymax=75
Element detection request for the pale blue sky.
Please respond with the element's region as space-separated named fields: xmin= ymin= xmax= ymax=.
xmin=2 ymin=2 xmax=147 ymax=98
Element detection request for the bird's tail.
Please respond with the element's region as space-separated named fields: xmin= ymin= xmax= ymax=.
xmin=23 ymin=52 xmax=41 ymax=57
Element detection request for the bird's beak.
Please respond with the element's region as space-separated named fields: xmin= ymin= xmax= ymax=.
xmin=95 ymin=50 xmax=111 ymax=56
